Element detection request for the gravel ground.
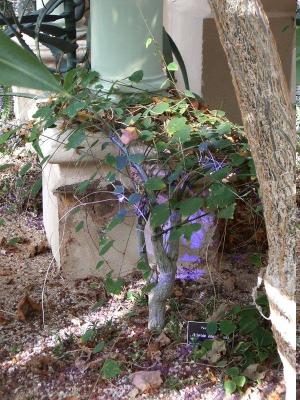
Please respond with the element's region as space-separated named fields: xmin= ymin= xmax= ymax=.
xmin=0 ymin=143 xmax=285 ymax=399
xmin=0 ymin=211 xmax=285 ymax=400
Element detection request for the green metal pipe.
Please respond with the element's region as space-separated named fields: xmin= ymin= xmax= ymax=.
xmin=90 ymin=0 xmax=168 ymax=93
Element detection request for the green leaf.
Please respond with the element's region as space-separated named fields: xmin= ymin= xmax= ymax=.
xmin=233 ymin=375 xmax=246 ymax=388
xmin=92 ymin=341 xmax=105 ymax=354
xmin=226 ymin=367 xmax=240 ymax=377
xmin=145 ymin=177 xmax=166 ymax=191
xmin=178 ymin=198 xmax=204 ymax=217
xmin=137 ymin=259 xmax=151 ymax=280
xmin=184 ymin=90 xmax=195 ymax=98
xmin=167 ymin=62 xmax=178 ymax=71
xmin=150 ymin=204 xmax=170 ymax=228
xmin=107 ymin=214 xmax=125 ymax=232
xmin=0 ymin=163 xmax=13 ymax=172
xmin=217 ymin=122 xmax=232 ymax=135
xmin=207 ymin=321 xmax=218 ymax=336
xmin=92 ymin=299 xmax=106 ymax=310
xmin=249 ymin=253 xmax=262 ymax=267
xmin=0 ymin=218 xmax=5 ymax=226
xmin=65 ymin=129 xmax=86 ymax=150
xmin=128 ymin=193 xmax=142 ymax=205
xmin=96 ymin=260 xmax=105 ymax=270
xmin=208 ymin=166 xmax=231 ymax=181
xmin=0 ymin=131 xmax=12 ymax=145
xmin=224 ymin=380 xmax=237 ymax=395
xmin=75 ymin=221 xmax=84 ymax=232
xmin=207 ymin=184 xmax=236 ymax=209
xmin=33 ymin=106 xmax=53 ymax=119
xmin=252 ymin=328 xmax=274 ymax=347
xmin=105 ymin=274 xmax=125 ymax=295
xmin=0 ymin=30 xmax=61 ymax=92
xmin=211 ymin=110 xmax=226 ymax=118
xmin=140 ymin=130 xmax=155 ymax=141
xmin=129 ymin=70 xmax=144 ymax=83
xmin=217 ymin=203 xmax=236 ymax=219
xmin=239 ymin=317 xmax=258 ymax=334
xmin=116 ymin=156 xmax=128 ymax=170
xmin=99 ymin=240 xmax=114 ymax=256
xmin=19 ymin=162 xmax=32 ymax=176
xmin=145 ymin=37 xmax=153 ymax=48
xmin=248 ymin=159 xmax=256 ymax=176
xmin=8 ymin=237 xmax=21 ymax=246
xmin=64 ymin=101 xmax=85 ymax=118
xmin=101 ymin=360 xmax=121 ymax=379
xmin=63 ymin=69 xmax=77 ymax=91
xmin=77 ymin=179 xmax=90 ymax=194
xmin=167 ymin=117 xmax=187 ymax=134
xmin=170 ymin=223 xmax=202 ymax=241
xmin=30 ymin=177 xmax=42 ymax=198
xmin=81 ymin=329 xmax=94 ymax=344
xmin=151 ymin=102 xmax=170 ymax=115
xmin=129 ymin=154 xmax=145 ymax=164
xmin=173 ymin=126 xmax=191 ymax=142
xmin=229 ymin=153 xmax=246 ymax=166
xmin=219 ymin=320 xmax=236 ymax=336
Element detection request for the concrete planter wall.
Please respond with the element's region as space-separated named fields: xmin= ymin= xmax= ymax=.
xmin=90 ymin=0 xmax=167 ymax=93
xmin=40 ymin=126 xmax=139 ymax=279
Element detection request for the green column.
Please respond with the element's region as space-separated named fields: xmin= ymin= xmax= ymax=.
xmin=90 ymin=0 xmax=167 ymax=93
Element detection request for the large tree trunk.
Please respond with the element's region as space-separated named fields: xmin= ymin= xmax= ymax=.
xmin=208 ymin=1 xmax=296 ymax=398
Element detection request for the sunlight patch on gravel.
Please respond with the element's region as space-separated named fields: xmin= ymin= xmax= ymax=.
xmin=2 ymin=296 xmax=136 ymax=373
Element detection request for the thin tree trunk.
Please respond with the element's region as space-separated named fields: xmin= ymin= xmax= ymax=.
xmin=208 ymin=1 xmax=296 ymax=398
xmin=148 ymin=212 xmax=181 ymax=330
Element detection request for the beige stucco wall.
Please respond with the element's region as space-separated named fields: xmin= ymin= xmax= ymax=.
xmin=164 ymin=0 xmax=295 ymax=123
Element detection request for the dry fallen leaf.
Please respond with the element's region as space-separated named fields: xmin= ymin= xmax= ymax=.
xmin=27 ymin=240 xmax=49 ymax=258
xmin=16 ymin=294 xmax=42 ymax=321
xmin=173 ymin=285 xmax=183 ymax=298
xmin=132 ymin=370 xmax=163 ymax=393
xmin=120 ymin=127 xmax=139 ymax=145
xmin=147 ymin=342 xmax=161 ymax=361
xmin=206 ymin=367 xmax=217 ymax=384
xmin=243 ymin=364 xmax=266 ymax=381
xmin=156 ymin=332 xmax=171 ymax=348
xmin=27 ymin=355 xmax=62 ymax=375
xmin=0 ymin=312 xmax=9 ymax=325
xmin=267 ymin=393 xmax=281 ymax=400
xmin=204 ymin=340 xmax=226 ymax=364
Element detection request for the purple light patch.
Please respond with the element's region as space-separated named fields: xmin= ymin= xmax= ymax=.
xmin=181 ymin=211 xmax=215 ymax=250
xmin=176 ymin=266 xmax=205 ymax=282
xmin=179 ymin=253 xmax=204 ymax=263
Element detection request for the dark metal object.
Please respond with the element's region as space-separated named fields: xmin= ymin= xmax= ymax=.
xmin=0 ymin=0 xmax=85 ymax=72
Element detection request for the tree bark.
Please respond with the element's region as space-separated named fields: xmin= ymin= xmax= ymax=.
xmin=208 ymin=1 xmax=296 ymax=398
xmin=148 ymin=212 xmax=181 ymax=330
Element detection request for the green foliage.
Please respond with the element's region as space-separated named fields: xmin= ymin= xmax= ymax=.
xmin=104 ymin=274 xmax=125 ymax=295
xmin=129 ymin=70 xmax=144 ymax=83
xmin=101 ymin=359 xmax=121 ymax=379
xmin=0 ymin=31 xmax=62 ymax=92
xmin=191 ymin=296 xmax=276 ymax=395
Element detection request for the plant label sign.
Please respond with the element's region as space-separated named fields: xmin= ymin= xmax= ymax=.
xmin=187 ymin=321 xmax=216 ymax=344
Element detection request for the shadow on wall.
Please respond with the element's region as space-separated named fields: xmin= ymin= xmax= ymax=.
xmin=202 ymin=0 xmax=295 ymax=124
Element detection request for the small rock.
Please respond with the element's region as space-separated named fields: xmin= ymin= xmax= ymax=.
xmin=156 ymin=332 xmax=171 ymax=347
xmin=127 ymin=388 xmax=139 ymax=399
xmin=132 ymin=370 xmax=163 ymax=393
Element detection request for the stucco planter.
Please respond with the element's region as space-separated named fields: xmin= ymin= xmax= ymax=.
xmin=90 ymin=0 xmax=167 ymax=93
xmin=40 ymin=126 xmax=139 ymax=280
